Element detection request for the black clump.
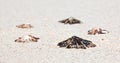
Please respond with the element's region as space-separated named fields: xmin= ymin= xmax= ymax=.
xmin=59 ymin=17 xmax=82 ymax=24
xmin=57 ymin=36 xmax=96 ymax=49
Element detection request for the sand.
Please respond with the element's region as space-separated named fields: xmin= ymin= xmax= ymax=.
xmin=0 ymin=0 xmax=120 ymax=63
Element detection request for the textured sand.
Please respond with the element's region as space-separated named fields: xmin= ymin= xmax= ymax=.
xmin=0 ymin=0 xmax=120 ymax=63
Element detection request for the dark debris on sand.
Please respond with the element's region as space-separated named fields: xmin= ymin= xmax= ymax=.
xmin=57 ymin=36 xmax=96 ymax=49
xmin=59 ymin=17 xmax=82 ymax=24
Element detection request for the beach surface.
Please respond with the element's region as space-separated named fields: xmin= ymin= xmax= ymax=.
xmin=0 ymin=0 xmax=120 ymax=63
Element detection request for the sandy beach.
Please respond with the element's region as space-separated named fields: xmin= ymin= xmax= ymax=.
xmin=0 ymin=0 xmax=120 ymax=63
